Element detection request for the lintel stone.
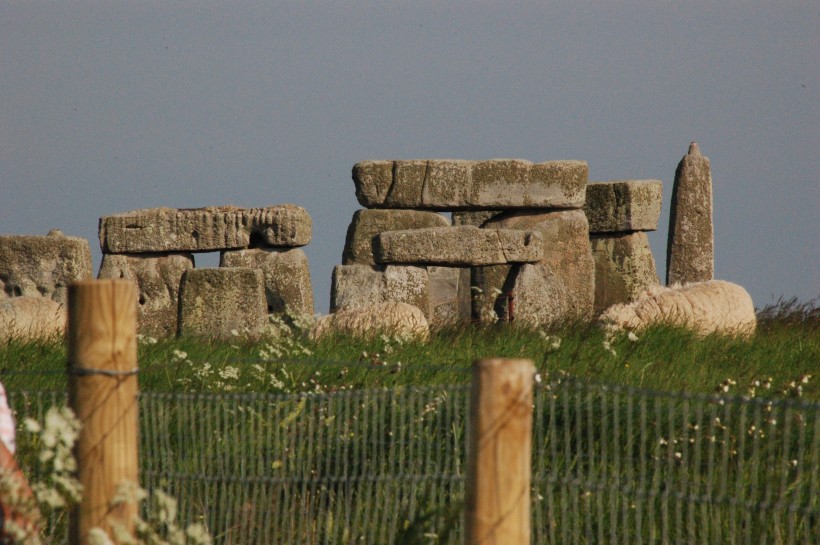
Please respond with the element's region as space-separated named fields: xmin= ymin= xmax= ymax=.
xmin=584 ymin=180 xmax=663 ymax=233
xmin=375 ymin=225 xmax=543 ymax=266
xmin=353 ymin=159 xmax=587 ymax=210
xmin=100 ymin=205 xmax=312 ymax=254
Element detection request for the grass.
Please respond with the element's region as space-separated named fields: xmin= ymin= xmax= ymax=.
xmin=1 ymin=297 xmax=817 ymax=399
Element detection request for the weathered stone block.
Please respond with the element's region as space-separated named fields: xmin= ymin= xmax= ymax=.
xmin=584 ymin=179 xmax=663 ymax=233
xmin=177 ymin=267 xmax=267 ymax=339
xmin=99 ymin=205 xmax=312 ymax=254
xmin=330 ymin=264 xmax=429 ymax=319
xmin=343 ymin=209 xmax=449 ymax=266
xmin=0 ymin=230 xmax=93 ymax=305
xmin=451 ymin=211 xmax=502 ymax=227
xmin=666 ymin=142 xmax=714 ymax=285
xmin=98 ymin=253 xmax=194 ymax=337
xmin=353 ymin=159 xmax=587 ymax=210
xmin=591 ymin=232 xmax=659 ymax=313
xmin=427 ymin=266 xmax=469 ymax=326
xmin=220 ymin=248 xmax=314 ymax=318
xmin=474 ymin=210 xmax=594 ymax=324
xmin=0 ymin=296 xmax=66 ymax=342
xmin=375 ymin=225 xmax=543 ymax=266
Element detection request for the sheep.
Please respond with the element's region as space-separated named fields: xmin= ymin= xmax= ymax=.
xmin=310 ymin=301 xmax=429 ymax=341
xmin=598 ymin=280 xmax=756 ymax=337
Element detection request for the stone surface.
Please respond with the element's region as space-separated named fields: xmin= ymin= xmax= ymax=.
xmin=0 ymin=296 xmax=66 ymax=342
xmin=0 ymin=231 xmax=93 ymax=305
xmin=342 ymin=209 xmax=449 ymax=266
xmin=220 ymin=248 xmax=314 ymax=318
xmin=474 ymin=210 xmax=594 ymax=324
xmin=330 ymin=264 xmax=429 ymax=318
xmin=451 ymin=211 xmax=502 ymax=227
xmin=177 ymin=267 xmax=267 ymax=339
xmin=590 ymin=232 xmax=659 ymax=313
xmin=97 ymin=253 xmax=194 ymax=337
xmin=584 ymin=179 xmax=663 ymax=232
xmin=666 ymin=142 xmax=714 ymax=285
xmin=311 ymin=302 xmax=429 ymax=341
xmin=599 ymin=280 xmax=755 ymax=338
xmin=427 ymin=266 xmax=468 ymax=326
xmin=99 ymin=205 xmax=312 ymax=254
xmin=353 ymin=159 xmax=587 ymax=210
xmin=375 ymin=225 xmax=543 ymax=266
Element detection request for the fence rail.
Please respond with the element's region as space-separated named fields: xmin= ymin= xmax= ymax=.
xmin=9 ymin=373 xmax=819 ymax=544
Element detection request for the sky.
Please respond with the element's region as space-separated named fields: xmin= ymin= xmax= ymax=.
xmin=1 ymin=1 xmax=818 ymax=313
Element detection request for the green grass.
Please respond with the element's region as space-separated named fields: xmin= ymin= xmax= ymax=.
xmin=1 ymin=297 xmax=817 ymax=399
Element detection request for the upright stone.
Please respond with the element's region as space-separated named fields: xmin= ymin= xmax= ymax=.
xmin=330 ymin=264 xmax=429 ymax=319
xmin=177 ymin=268 xmax=267 ymax=339
xmin=666 ymin=142 xmax=714 ymax=285
xmin=343 ymin=209 xmax=449 ymax=266
xmin=590 ymin=232 xmax=659 ymax=312
xmin=427 ymin=266 xmax=466 ymax=327
xmin=98 ymin=253 xmax=194 ymax=337
xmin=475 ymin=210 xmax=594 ymax=324
xmin=0 ymin=231 xmax=93 ymax=305
xmin=220 ymin=248 xmax=314 ymax=318
xmin=353 ymin=159 xmax=587 ymax=210
xmin=99 ymin=205 xmax=312 ymax=254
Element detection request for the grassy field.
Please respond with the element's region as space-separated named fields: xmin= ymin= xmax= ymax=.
xmin=1 ymin=297 xmax=817 ymax=399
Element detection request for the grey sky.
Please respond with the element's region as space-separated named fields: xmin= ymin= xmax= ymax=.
xmin=1 ymin=1 xmax=818 ymax=311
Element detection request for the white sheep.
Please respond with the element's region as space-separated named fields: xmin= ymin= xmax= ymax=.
xmin=310 ymin=301 xmax=429 ymax=341
xmin=598 ymin=280 xmax=756 ymax=337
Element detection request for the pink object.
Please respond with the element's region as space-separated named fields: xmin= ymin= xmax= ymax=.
xmin=0 ymin=381 xmax=15 ymax=455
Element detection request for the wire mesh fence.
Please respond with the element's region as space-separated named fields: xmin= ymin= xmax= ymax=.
xmin=6 ymin=371 xmax=820 ymax=544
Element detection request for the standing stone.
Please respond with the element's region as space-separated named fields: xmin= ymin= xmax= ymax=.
xmin=666 ymin=142 xmax=713 ymax=285
xmin=177 ymin=268 xmax=267 ymax=339
xmin=451 ymin=212 xmax=502 ymax=320
xmin=590 ymin=232 xmax=659 ymax=312
xmin=0 ymin=231 xmax=93 ymax=305
xmin=353 ymin=159 xmax=588 ymax=210
xmin=475 ymin=210 xmax=594 ymax=324
xmin=343 ymin=209 xmax=449 ymax=266
xmin=330 ymin=264 xmax=429 ymax=319
xmin=220 ymin=248 xmax=314 ymax=318
xmin=98 ymin=253 xmax=194 ymax=337
xmin=427 ymin=266 xmax=466 ymax=327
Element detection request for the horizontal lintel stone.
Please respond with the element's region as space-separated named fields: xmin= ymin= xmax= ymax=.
xmin=375 ymin=225 xmax=543 ymax=266
xmin=584 ymin=180 xmax=663 ymax=233
xmin=353 ymin=159 xmax=587 ymax=210
xmin=99 ymin=205 xmax=312 ymax=254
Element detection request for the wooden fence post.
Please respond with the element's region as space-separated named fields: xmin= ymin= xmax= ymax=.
xmin=68 ymin=279 xmax=139 ymax=545
xmin=464 ymin=358 xmax=535 ymax=545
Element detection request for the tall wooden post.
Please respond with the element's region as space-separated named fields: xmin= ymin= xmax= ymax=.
xmin=68 ymin=280 xmax=139 ymax=545
xmin=464 ymin=358 xmax=534 ymax=545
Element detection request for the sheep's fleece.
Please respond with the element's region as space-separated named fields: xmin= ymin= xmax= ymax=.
xmin=310 ymin=301 xmax=429 ymax=341
xmin=598 ymin=280 xmax=756 ymax=337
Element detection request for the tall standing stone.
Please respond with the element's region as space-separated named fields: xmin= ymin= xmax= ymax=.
xmin=666 ymin=142 xmax=714 ymax=285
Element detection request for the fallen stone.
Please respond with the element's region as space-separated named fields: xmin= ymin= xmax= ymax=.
xmin=97 ymin=253 xmax=194 ymax=337
xmin=311 ymin=302 xmax=429 ymax=341
xmin=330 ymin=264 xmax=429 ymax=318
xmin=177 ymin=267 xmax=267 ymax=339
xmin=375 ymin=225 xmax=543 ymax=266
xmin=221 ymin=248 xmax=314 ymax=318
xmin=0 ymin=296 xmax=66 ymax=342
xmin=353 ymin=159 xmax=587 ymax=209
xmin=0 ymin=231 xmax=93 ymax=305
xmin=474 ymin=210 xmax=594 ymax=324
xmin=666 ymin=142 xmax=714 ymax=285
xmin=599 ymin=280 xmax=755 ymax=338
xmin=99 ymin=205 xmax=312 ymax=254
xmin=343 ymin=209 xmax=449 ymax=266
xmin=584 ymin=179 xmax=663 ymax=233
xmin=590 ymin=232 xmax=659 ymax=313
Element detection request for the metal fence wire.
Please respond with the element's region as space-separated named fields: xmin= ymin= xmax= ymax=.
xmin=8 ymin=375 xmax=820 ymax=544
